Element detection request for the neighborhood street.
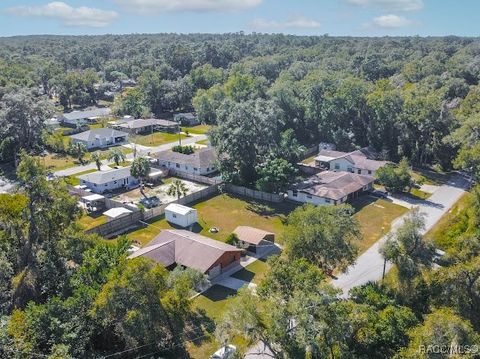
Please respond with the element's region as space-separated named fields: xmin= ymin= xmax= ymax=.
xmin=53 ymin=134 xmax=207 ymax=177
xmin=333 ymin=174 xmax=469 ymax=297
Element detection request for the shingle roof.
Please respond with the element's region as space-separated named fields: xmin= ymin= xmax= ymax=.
xmin=154 ymin=147 xmax=217 ymax=169
xmin=77 ymin=166 xmax=133 ymax=185
xmin=233 ymin=226 xmax=275 ymax=245
xmin=62 ymin=108 xmax=111 ymax=121
xmin=315 ymin=148 xmax=387 ymax=171
xmin=70 ymin=128 xmax=128 ymax=142
xmin=130 ymin=230 xmax=241 ymax=273
xmin=293 ymin=171 xmax=375 ymax=200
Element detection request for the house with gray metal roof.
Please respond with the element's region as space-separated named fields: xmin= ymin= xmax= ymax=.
xmin=111 ymin=118 xmax=179 ymax=134
xmin=173 ymin=112 xmax=199 ymax=126
xmin=70 ymin=128 xmax=128 ymax=150
xmin=153 ymin=147 xmax=217 ymax=175
xmin=59 ymin=107 xmax=112 ymax=127
xmin=77 ymin=166 xmax=138 ymax=194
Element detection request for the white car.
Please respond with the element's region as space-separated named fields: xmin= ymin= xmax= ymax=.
xmin=210 ymin=344 xmax=237 ymax=359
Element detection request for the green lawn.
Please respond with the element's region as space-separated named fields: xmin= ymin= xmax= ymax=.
xmin=231 ymin=258 xmax=269 ymax=284
xmin=301 ymin=154 xmax=317 ymax=165
xmin=424 ymin=192 xmax=471 ymax=250
xmin=352 ymin=196 xmax=409 ymax=254
xmin=188 ymin=285 xmax=249 ymax=359
xmin=409 ymin=187 xmax=431 ymax=200
xmin=412 ymin=168 xmax=450 ymax=186
xmin=195 ymin=139 xmax=210 ymax=146
xmin=131 ymin=132 xmax=187 ymax=147
xmin=64 ymin=169 xmax=97 ymax=186
xmin=77 ymin=213 xmax=107 ymax=230
xmin=126 ymin=193 xmax=299 ymax=246
xmin=182 ymin=124 xmax=212 ymax=135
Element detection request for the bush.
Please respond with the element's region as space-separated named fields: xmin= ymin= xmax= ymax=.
xmin=172 ymin=145 xmax=195 ymax=155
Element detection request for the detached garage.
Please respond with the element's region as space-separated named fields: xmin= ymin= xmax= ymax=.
xmin=165 ymin=203 xmax=198 ymax=228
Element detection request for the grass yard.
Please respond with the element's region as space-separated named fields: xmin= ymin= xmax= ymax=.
xmin=182 ymin=124 xmax=212 ymax=135
xmin=301 ymin=154 xmax=317 ymax=165
xmin=187 ymin=285 xmax=249 ymax=359
xmin=231 ymin=258 xmax=270 ymax=284
xmin=77 ymin=212 xmax=107 ymax=230
xmin=352 ymin=196 xmax=409 ymax=254
xmin=64 ymin=169 xmax=97 ymax=186
xmin=408 ymin=187 xmax=431 ymax=200
xmin=412 ymin=167 xmax=450 ymax=186
xmin=424 ymin=192 xmax=472 ymax=250
xmin=126 ymin=193 xmax=299 ymax=246
xmin=195 ymin=139 xmax=210 ymax=146
xmin=131 ymin=132 xmax=187 ymax=147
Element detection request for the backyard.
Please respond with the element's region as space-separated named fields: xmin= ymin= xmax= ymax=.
xmin=77 ymin=212 xmax=107 ymax=231
xmin=182 ymin=124 xmax=212 ymax=135
xmin=126 ymin=193 xmax=299 ymax=246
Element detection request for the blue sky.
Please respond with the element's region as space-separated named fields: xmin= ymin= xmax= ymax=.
xmin=0 ymin=0 xmax=478 ymax=37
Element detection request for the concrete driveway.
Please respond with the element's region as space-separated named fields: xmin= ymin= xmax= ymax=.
xmin=333 ymin=174 xmax=469 ymax=298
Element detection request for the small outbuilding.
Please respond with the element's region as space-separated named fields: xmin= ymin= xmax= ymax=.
xmin=81 ymin=194 xmax=105 ymax=212
xmin=233 ymin=226 xmax=275 ymax=254
xmin=103 ymin=207 xmax=132 ymax=221
xmin=165 ymin=203 xmax=198 ymax=228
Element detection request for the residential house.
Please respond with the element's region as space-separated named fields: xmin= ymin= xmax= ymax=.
xmin=154 ymin=147 xmax=217 ymax=175
xmin=165 ymin=203 xmax=198 ymax=228
xmin=233 ymin=226 xmax=275 ymax=254
xmin=111 ymin=118 xmax=179 ymax=134
xmin=128 ymin=230 xmax=242 ymax=278
xmin=59 ymin=107 xmax=111 ymax=127
xmin=77 ymin=166 xmax=138 ymax=194
xmin=70 ymin=128 xmax=129 ymax=150
xmin=315 ymin=148 xmax=387 ymax=176
xmin=173 ymin=112 xmax=200 ymax=126
xmin=288 ymin=171 xmax=375 ymax=206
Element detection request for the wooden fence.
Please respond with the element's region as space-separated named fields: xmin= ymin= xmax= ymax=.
xmin=168 ymin=169 xmax=222 ymax=186
xmin=224 ymin=184 xmax=284 ymax=203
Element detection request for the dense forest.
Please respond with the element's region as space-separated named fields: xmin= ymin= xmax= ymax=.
xmin=0 ymin=33 xmax=480 ymax=358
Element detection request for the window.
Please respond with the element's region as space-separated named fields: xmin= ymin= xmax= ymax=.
xmin=348 ymin=167 xmax=353 ymax=173
xmin=292 ymin=190 xmax=298 ymax=197
xmin=172 ymin=214 xmax=177 ymax=218
xmin=306 ymin=194 xmax=312 ymax=199
xmin=176 ymin=163 xmax=180 ymax=168
xmin=325 ymin=199 xmax=331 ymax=203
xmin=334 ymin=163 xmax=340 ymax=170
xmin=368 ymin=170 xmax=372 ymax=175
xmin=334 ymin=200 xmax=337 ymax=205
xmin=194 ymin=167 xmax=198 ymax=171
xmin=357 ymin=169 xmax=361 ymax=174
xmin=185 ymin=166 xmax=188 ymax=170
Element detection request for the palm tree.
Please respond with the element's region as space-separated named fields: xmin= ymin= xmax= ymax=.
xmin=69 ymin=142 xmax=87 ymax=165
xmin=91 ymin=151 xmax=102 ymax=171
xmin=167 ymin=179 xmax=188 ymax=199
xmin=108 ymin=148 xmax=126 ymax=166
xmin=130 ymin=157 xmax=151 ymax=198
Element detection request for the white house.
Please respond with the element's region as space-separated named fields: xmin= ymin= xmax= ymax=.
xmin=315 ymin=148 xmax=387 ymax=176
xmin=77 ymin=166 xmax=138 ymax=194
xmin=165 ymin=203 xmax=198 ymax=228
xmin=288 ymin=171 xmax=375 ymax=206
xmin=154 ymin=147 xmax=217 ymax=175
xmin=60 ymin=107 xmax=111 ymax=127
xmin=70 ymin=128 xmax=129 ymax=150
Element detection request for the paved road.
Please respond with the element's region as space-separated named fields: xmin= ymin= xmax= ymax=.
xmin=333 ymin=174 xmax=469 ymax=297
xmin=53 ymin=134 xmax=207 ymax=177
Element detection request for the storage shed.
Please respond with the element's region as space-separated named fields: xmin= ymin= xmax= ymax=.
xmin=103 ymin=207 xmax=132 ymax=221
xmin=165 ymin=203 xmax=197 ymax=228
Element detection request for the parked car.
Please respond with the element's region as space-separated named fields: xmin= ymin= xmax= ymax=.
xmin=139 ymin=196 xmax=160 ymax=208
xmin=210 ymin=345 xmax=237 ymax=359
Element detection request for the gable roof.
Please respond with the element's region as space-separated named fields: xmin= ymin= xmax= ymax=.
xmin=154 ymin=147 xmax=217 ymax=169
xmin=70 ymin=128 xmax=128 ymax=142
xmin=233 ymin=226 xmax=275 ymax=245
xmin=77 ymin=166 xmax=133 ymax=185
xmin=62 ymin=108 xmax=111 ymax=121
xmin=292 ymin=171 xmax=375 ymax=201
xmin=315 ymin=147 xmax=387 ymax=171
xmin=130 ymin=230 xmax=241 ymax=273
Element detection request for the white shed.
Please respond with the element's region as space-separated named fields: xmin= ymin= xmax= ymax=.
xmin=165 ymin=203 xmax=198 ymax=228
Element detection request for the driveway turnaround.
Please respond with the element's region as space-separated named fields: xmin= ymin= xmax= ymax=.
xmin=333 ymin=174 xmax=469 ymax=298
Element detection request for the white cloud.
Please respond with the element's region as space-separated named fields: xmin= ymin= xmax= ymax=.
xmin=346 ymin=0 xmax=423 ymax=11
xmin=250 ymin=15 xmax=321 ymax=30
xmin=114 ymin=0 xmax=263 ymax=14
xmin=6 ymin=2 xmax=118 ymax=27
xmin=370 ymin=14 xmax=413 ymax=28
